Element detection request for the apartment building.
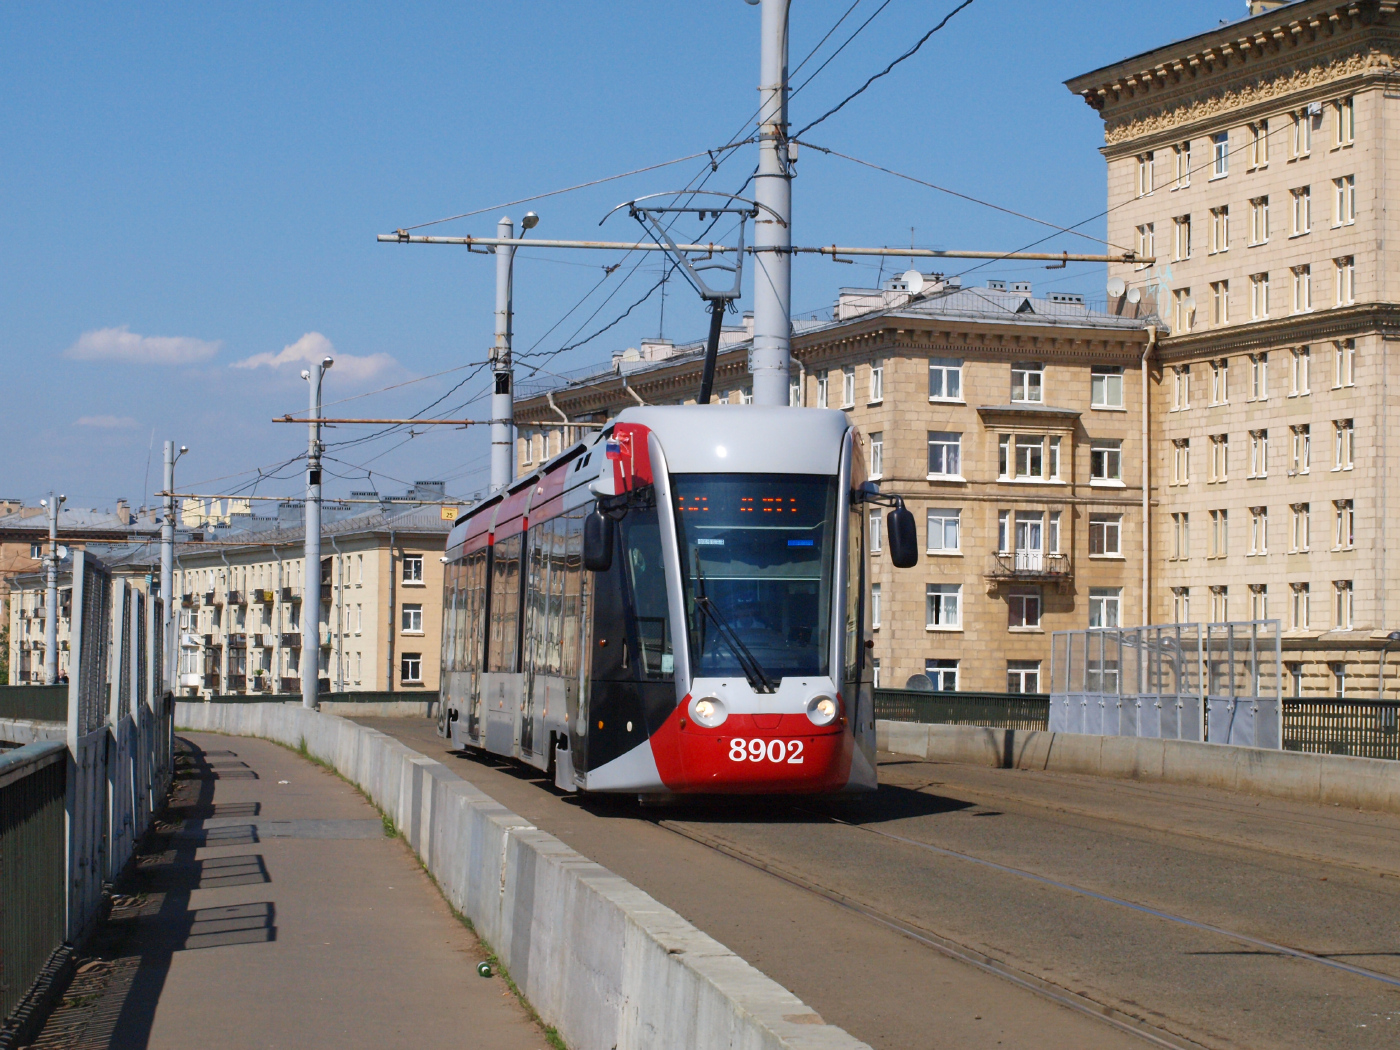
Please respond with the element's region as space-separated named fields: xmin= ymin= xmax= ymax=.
xmin=1068 ymin=0 xmax=1400 ymax=696
xmin=515 ymin=280 xmax=1151 ymax=693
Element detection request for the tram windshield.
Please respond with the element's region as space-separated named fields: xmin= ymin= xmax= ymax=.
xmin=672 ymin=473 xmax=838 ymax=681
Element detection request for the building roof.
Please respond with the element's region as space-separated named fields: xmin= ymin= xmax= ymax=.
xmin=172 ymin=501 xmax=457 ymax=558
xmin=0 ymin=505 xmax=160 ymax=539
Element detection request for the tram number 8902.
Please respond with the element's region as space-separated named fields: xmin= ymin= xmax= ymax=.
xmin=728 ymin=738 xmax=805 ymax=764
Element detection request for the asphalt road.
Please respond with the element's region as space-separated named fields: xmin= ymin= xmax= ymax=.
xmin=356 ymin=716 xmax=1400 ymax=1050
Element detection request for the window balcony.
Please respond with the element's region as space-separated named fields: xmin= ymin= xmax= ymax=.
xmin=281 ymin=632 xmax=301 ymax=649
xmin=281 ymin=587 xmax=299 ymax=603
xmin=227 ymin=674 xmax=247 ymax=692
xmin=227 ymin=590 xmax=243 ymax=606
xmin=202 ymin=673 xmax=219 ymax=690
xmin=320 ymin=582 xmax=332 ymax=604
xmin=279 ymin=676 xmax=300 ymax=693
xmin=985 ymin=551 xmax=1073 ymax=584
xmin=203 ymin=591 xmax=218 ymax=606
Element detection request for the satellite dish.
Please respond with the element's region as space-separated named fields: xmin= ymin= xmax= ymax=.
xmin=1126 ymin=286 xmax=1142 ymax=304
xmin=1106 ymin=276 xmax=1126 ymax=298
xmin=905 ymin=673 xmax=935 ymax=692
xmin=1183 ymin=297 xmax=1197 ymax=314
xmin=902 ymin=270 xmax=925 ymax=295
xmin=55 ymin=545 xmax=68 ymax=560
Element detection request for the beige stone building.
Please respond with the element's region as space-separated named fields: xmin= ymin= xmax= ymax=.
xmin=1068 ymin=0 xmax=1400 ymax=697
xmin=515 ymin=282 xmax=1150 ymax=694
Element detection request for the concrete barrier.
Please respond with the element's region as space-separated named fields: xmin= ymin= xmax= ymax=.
xmin=177 ymin=701 xmax=867 ymax=1050
xmin=0 ymin=718 xmax=66 ymax=747
xmin=316 ymin=699 xmax=436 ymax=719
xmin=878 ymin=719 xmax=1400 ymax=814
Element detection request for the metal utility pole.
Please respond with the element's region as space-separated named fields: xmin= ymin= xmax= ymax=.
xmin=302 ymin=357 xmax=332 ymax=709
xmin=491 ymin=215 xmax=516 ymax=490
xmin=750 ymin=0 xmax=793 ymax=407
xmin=42 ymin=492 xmax=63 ymax=685
xmin=160 ymin=442 xmax=186 ymax=693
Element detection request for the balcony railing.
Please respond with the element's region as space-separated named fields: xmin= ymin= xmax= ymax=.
xmin=227 ymin=590 xmax=243 ymax=606
xmin=280 ymin=676 xmax=299 ymax=692
xmin=281 ymin=587 xmax=299 ymax=603
xmin=202 ymin=673 xmax=219 ymax=689
xmin=320 ymin=583 xmax=332 ymax=604
xmin=203 ymin=591 xmax=218 ymax=606
xmin=282 ymin=632 xmax=301 ymax=649
xmin=227 ymin=675 xmax=247 ymax=692
xmin=986 ymin=550 xmax=1072 ymax=581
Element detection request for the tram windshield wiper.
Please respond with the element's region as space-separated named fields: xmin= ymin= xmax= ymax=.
xmin=692 ymin=555 xmax=777 ymax=694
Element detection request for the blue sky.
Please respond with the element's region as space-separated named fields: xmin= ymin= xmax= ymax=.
xmin=0 ymin=0 xmax=1237 ymax=510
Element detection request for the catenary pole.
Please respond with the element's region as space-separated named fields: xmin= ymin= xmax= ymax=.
xmin=750 ymin=0 xmax=792 ymax=407
xmin=303 ymin=359 xmax=331 ymax=709
xmin=491 ymin=215 xmax=516 ymax=489
xmin=43 ymin=492 xmax=60 ymax=684
xmin=161 ymin=442 xmax=175 ymax=691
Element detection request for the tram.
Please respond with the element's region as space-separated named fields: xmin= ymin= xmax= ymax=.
xmin=436 ymin=405 xmax=917 ymax=796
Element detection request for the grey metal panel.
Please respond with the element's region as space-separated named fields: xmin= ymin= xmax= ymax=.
xmin=615 ymin=405 xmax=850 ymax=476
xmin=481 ymin=672 xmax=522 ymax=757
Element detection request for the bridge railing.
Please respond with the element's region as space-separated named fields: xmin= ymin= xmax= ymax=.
xmin=873 ymin=689 xmax=1049 ymax=731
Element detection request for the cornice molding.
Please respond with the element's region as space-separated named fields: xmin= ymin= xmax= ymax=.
xmin=1155 ymin=301 xmax=1400 ymax=360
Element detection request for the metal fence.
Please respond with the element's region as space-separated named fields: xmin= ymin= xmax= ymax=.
xmin=873 ymin=689 xmax=1050 ymax=730
xmin=198 ymin=690 xmax=406 ymax=704
xmin=0 ymin=687 xmax=69 ymax=723
xmin=1283 ymin=699 xmax=1400 ymax=760
xmin=0 ymin=742 xmax=67 ymax=1025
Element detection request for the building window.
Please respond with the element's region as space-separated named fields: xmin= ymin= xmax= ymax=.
xmin=1290 ymin=503 xmax=1311 ymax=552
xmin=1137 ymin=151 xmax=1155 ymax=197
xmin=1333 ymin=420 xmax=1353 ymax=470
xmin=1250 ymin=272 xmax=1270 ymax=319
xmin=1212 ymin=131 xmax=1229 ymax=177
xmin=870 ymin=583 xmax=881 ymax=629
xmin=789 ymin=377 xmax=800 ymax=407
xmin=869 ymin=359 xmax=884 ymax=403
xmin=841 ymin=366 xmax=855 ymax=408
xmin=1008 ymin=589 xmax=1042 ymax=629
xmin=816 ymin=370 xmax=829 ymax=408
xmin=400 ymin=652 xmax=422 ymax=684
xmin=1173 ymin=287 xmax=1194 ymax=332
xmin=926 ymin=508 xmax=961 ymax=552
xmin=1248 ymin=506 xmax=1268 ymax=555
xmin=927 ymin=432 xmax=962 ymax=478
xmin=1250 ymin=584 xmax=1268 ymax=621
xmin=1249 ymin=120 xmax=1269 ymax=167
xmin=1335 ymin=256 xmax=1355 ymax=305
xmin=1172 ymin=365 xmax=1191 ymax=410
xmin=1172 ymin=438 xmax=1191 ymax=486
xmin=1135 ymin=222 xmax=1155 ymax=269
xmin=1210 ymin=205 xmax=1230 ymax=253
xmin=928 ymin=358 xmax=962 ymax=401
xmin=924 ymin=659 xmax=958 ymax=691
xmin=1334 ymin=500 xmax=1354 ymax=549
xmin=997 ymin=434 xmax=1060 ymax=481
xmin=1011 ymin=362 xmax=1044 ymax=403
xmin=1090 ymin=514 xmax=1122 ymax=556
xmin=1332 ymin=662 xmax=1347 ymax=698
xmin=869 ymin=432 xmax=883 ymax=479
xmin=741 ymin=385 xmax=753 ymax=405
xmin=402 ymin=555 xmax=423 ymax=583
xmin=1249 ymin=353 xmax=1268 ymax=400
xmin=1173 ymin=215 xmax=1192 ymax=260
xmin=1171 ymin=512 xmax=1190 ymax=560
xmin=1289 ymin=661 xmax=1303 ymax=697
xmin=1007 ymin=661 xmax=1041 ymax=694
xmin=872 ymin=657 xmax=881 ymax=689
xmin=355 ymin=603 xmax=363 ymax=634
xmin=1333 ymin=339 xmax=1355 ymax=387
xmin=1091 ymin=365 xmax=1123 ymax=408
xmin=1334 ymin=175 xmax=1356 ymax=226
xmin=1089 ymin=588 xmax=1122 ymax=629
xmin=1090 ymin=440 xmax=1122 ymax=484
xmin=1291 ymin=265 xmax=1312 ymax=313
xmin=401 ymin=603 xmax=423 ymax=633
xmin=1211 ymin=281 xmax=1229 ymax=326
xmin=1291 ymin=583 xmax=1311 ymax=630
xmin=1334 ymin=96 xmax=1355 ymax=147
xmin=1290 ymin=425 xmax=1310 ymax=475
xmin=1291 ymin=109 xmax=1313 ymax=158
xmin=30 ymin=542 xmax=42 ymax=559
xmin=1290 ymin=347 xmax=1310 ymax=396
xmin=1210 ymin=585 xmax=1229 ymax=622
xmin=1172 ymin=587 xmax=1191 ymax=624
xmin=1174 ymin=140 xmax=1192 ymax=187
xmin=521 ymin=430 xmax=535 ymax=465
xmin=1210 ymin=509 xmax=1229 ymax=558
xmin=926 ymin=584 xmax=961 ymax=629
xmin=1210 ymin=359 xmax=1229 ymax=404
xmin=1249 ymin=196 xmax=1269 ymax=244
xmin=1334 ymin=581 xmax=1354 ymax=631
xmin=869 ymin=510 xmax=882 ymax=554
xmin=1291 ymin=186 xmax=1311 ymax=235
xmin=1248 ymin=430 xmax=1268 ymax=478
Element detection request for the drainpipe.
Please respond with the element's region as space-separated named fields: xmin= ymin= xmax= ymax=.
xmin=797 ymin=360 xmax=807 ymax=407
xmin=387 ymin=528 xmax=397 ymax=693
xmin=619 ymin=369 xmax=647 ymax=407
xmin=1142 ymin=325 xmax=1158 ymax=627
xmin=330 ymin=535 xmax=344 ymax=692
xmin=546 ymin=391 xmax=571 ymax=447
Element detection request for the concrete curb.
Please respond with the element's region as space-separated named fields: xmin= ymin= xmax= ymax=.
xmin=878 ymin=719 xmax=1400 ymax=813
xmin=177 ymin=701 xmax=869 ymax=1050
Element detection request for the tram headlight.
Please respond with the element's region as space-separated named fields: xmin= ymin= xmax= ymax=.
xmin=689 ymin=695 xmax=727 ymax=728
xmin=806 ymin=694 xmax=839 ymax=727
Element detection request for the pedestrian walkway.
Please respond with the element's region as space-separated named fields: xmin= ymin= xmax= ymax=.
xmin=26 ymin=733 xmax=550 ymax=1050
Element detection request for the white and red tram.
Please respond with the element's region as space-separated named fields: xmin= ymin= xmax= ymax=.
xmin=437 ymin=405 xmax=916 ymax=796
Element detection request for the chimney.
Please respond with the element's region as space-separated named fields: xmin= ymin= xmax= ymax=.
xmin=1247 ymin=1 xmax=1292 ymax=15
xmin=116 ymin=499 xmax=131 ymax=523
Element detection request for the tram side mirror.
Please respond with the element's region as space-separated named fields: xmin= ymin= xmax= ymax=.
xmin=584 ymin=511 xmax=614 ymax=572
xmin=887 ymin=506 xmax=918 ymax=568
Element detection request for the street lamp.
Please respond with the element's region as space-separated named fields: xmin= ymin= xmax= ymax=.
xmin=302 ymin=356 xmax=333 ymax=709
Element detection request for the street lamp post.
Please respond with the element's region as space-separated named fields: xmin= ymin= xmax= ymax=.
xmin=302 ymin=356 xmax=333 ymax=709
xmin=41 ymin=493 xmax=65 ymax=685
xmin=161 ymin=443 xmax=187 ymax=694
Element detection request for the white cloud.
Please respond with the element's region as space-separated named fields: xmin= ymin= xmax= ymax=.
xmin=65 ymin=325 xmax=220 ymax=365
xmin=230 ymin=332 xmax=398 ymax=383
xmin=75 ymin=415 xmax=140 ymax=429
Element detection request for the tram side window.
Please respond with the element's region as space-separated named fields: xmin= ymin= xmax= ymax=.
xmin=488 ymin=534 xmax=523 ymax=673
xmin=441 ymin=561 xmax=460 ymax=672
xmin=462 ymin=548 xmax=488 ymax=674
xmin=620 ymin=503 xmax=674 ymax=678
xmin=844 ymin=496 xmax=865 ymax=686
xmin=522 ymin=523 xmax=550 ymax=677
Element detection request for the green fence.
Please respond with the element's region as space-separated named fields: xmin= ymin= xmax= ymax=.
xmin=1283 ymin=700 xmax=1400 ymax=760
xmin=0 ymin=686 xmax=68 ymax=724
xmin=873 ymin=689 xmax=1050 ymax=731
xmin=0 ymin=742 xmax=68 ymax=1027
